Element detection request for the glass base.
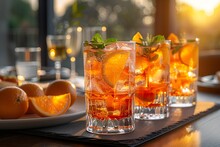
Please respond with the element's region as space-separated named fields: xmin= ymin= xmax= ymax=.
xmin=134 ymin=106 xmax=169 ymax=120
xmin=86 ymin=115 xmax=135 ymax=135
xmin=169 ymin=95 xmax=196 ymax=107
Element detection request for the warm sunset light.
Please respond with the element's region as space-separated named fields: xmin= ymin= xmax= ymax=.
xmin=178 ymin=0 xmax=220 ymax=16
xmin=166 ymin=129 xmax=201 ymax=146
xmin=54 ymin=0 xmax=75 ymax=16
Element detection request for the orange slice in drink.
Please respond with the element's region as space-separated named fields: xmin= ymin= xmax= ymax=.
xmin=179 ymin=43 xmax=198 ymax=68
xmin=102 ymin=51 xmax=129 ymax=87
xmin=132 ymin=32 xmax=143 ymax=44
xmin=168 ymin=33 xmax=179 ymax=43
xmin=132 ymin=32 xmax=143 ymax=54
xmin=29 ymin=93 xmax=71 ymax=117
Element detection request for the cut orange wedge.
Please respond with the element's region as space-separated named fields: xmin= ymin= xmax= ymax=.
xmin=132 ymin=32 xmax=143 ymax=54
xmin=29 ymin=93 xmax=71 ymax=117
xmin=132 ymin=32 xmax=143 ymax=44
xmin=168 ymin=33 xmax=179 ymax=43
xmin=102 ymin=51 xmax=129 ymax=87
xmin=179 ymin=43 xmax=198 ymax=68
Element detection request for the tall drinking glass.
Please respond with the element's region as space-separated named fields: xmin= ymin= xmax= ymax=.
xmin=134 ymin=40 xmax=170 ymax=120
xmin=84 ymin=41 xmax=135 ymax=134
xmin=46 ymin=35 xmax=70 ymax=79
xmin=169 ymin=38 xmax=199 ymax=107
xmin=66 ymin=27 xmax=83 ymax=79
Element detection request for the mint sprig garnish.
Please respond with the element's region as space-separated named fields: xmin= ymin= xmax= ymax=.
xmin=84 ymin=33 xmax=117 ymax=61
xmin=136 ymin=34 xmax=165 ymax=62
xmin=170 ymin=33 xmax=186 ymax=55
xmin=84 ymin=33 xmax=117 ymax=49
xmin=171 ymin=43 xmax=182 ymax=54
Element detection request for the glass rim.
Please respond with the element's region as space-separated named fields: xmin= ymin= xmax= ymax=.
xmin=83 ymin=40 xmax=135 ymax=46
xmin=162 ymin=40 xmax=171 ymax=43
xmin=169 ymin=38 xmax=199 ymax=44
xmin=83 ymin=40 xmax=135 ymax=43
xmin=134 ymin=39 xmax=171 ymax=47
xmin=15 ymin=47 xmax=41 ymax=52
xmin=186 ymin=38 xmax=199 ymax=42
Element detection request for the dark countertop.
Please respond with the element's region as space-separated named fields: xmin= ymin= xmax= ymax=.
xmin=0 ymin=91 xmax=220 ymax=147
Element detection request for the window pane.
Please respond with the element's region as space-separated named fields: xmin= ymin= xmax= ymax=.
xmin=0 ymin=0 xmax=38 ymax=66
xmin=54 ymin=0 xmax=155 ymax=38
xmin=176 ymin=0 xmax=220 ymax=50
xmin=53 ymin=0 xmax=156 ymax=75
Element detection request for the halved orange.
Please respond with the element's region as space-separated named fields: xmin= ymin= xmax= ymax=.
xmin=179 ymin=43 xmax=198 ymax=68
xmin=168 ymin=33 xmax=180 ymax=43
xmin=132 ymin=32 xmax=143 ymax=44
xmin=29 ymin=93 xmax=71 ymax=117
xmin=45 ymin=80 xmax=77 ymax=106
xmin=102 ymin=51 xmax=130 ymax=87
xmin=20 ymin=83 xmax=45 ymax=114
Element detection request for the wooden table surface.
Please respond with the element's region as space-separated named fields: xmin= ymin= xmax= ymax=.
xmin=0 ymin=91 xmax=220 ymax=147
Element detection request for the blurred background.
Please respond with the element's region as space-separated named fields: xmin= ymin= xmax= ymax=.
xmin=1 ymin=0 xmax=220 ymax=76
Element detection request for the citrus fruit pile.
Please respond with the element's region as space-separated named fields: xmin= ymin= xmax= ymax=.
xmin=0 ymin=80 xmax=77 ymax=119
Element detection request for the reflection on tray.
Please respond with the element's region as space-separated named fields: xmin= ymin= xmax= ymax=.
xmin=198 ymin=75 xmax=220 ymax=88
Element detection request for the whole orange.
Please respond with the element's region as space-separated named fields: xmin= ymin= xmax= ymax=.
xmin=20 ymin=83 xmax=45 ymax=114
xmin=45 ymin=80 xmax=77 ymax=106
xmin=0 ymin=86 xmax=28 ymax=119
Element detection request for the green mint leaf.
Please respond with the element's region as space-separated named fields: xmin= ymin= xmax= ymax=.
xmin=153 ymin=35 xmax=165 ymax=44
xmin=172 ymin=46 xmax=181 ymax=54
xmin=92 ymin=33 xmax=104 ymax=43
xmin=171 ymin=43 xmax=182 ymax=55
xmin=143 ymin=34 xmax=165 ymax=46
xmin=86 ymin=33 xmax=117 ymax=49
xmin=104 ymin=38 xmax=117 ymax=45
xmin=136 ymin=33 xmax=164 ymax=62
xmin=85 ymin=33 xmax=117 ymax=61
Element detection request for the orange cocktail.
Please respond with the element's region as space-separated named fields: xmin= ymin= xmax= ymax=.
xmin=133 ymin=33 xmax=170 ymax=120
xmin=84 ymin=34 xmax=135 ymax=134
xmin=168 ymin=33 xmax=199 ymax=107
